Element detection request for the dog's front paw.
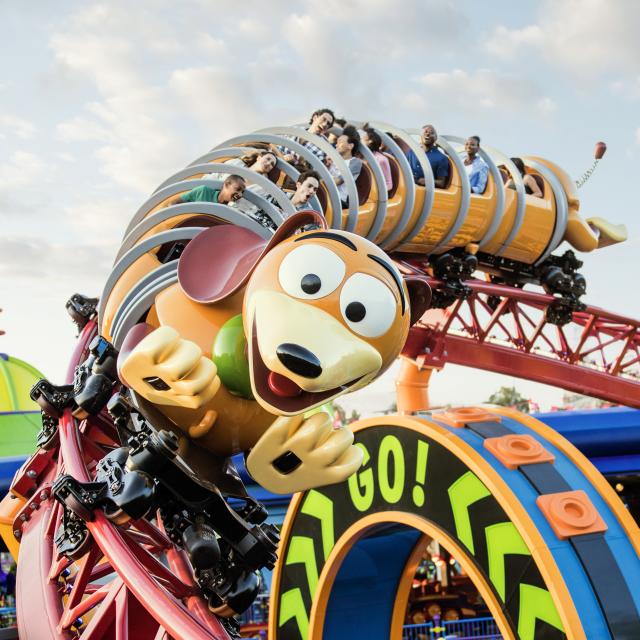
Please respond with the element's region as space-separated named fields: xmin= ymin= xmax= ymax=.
xmin=246 ymin=412 xmax=363 ymax=494
xmin=120 ymin=326 xmax=220 ymax=410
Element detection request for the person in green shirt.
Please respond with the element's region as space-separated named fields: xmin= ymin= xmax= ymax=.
xmin=169 ymin=174 xmax=246 ymax=206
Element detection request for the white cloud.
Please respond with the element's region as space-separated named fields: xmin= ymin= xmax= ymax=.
xmin=86 ymin=93 xmax=182 ymax=192
xmin=485 ymin=0 xmax=640 ymax=80
xmin=169 ymin=66 xmax=261 ymax=134
xmin=611 ymin=77 xmax=640 ymax=100
xmin=0 ymin=151 xmax=50 ymax=218
xmin=414 ymin=68 xmax=556 ymax=117
xmin=196 ymin=33 xmax=227 ymax=56
xmin=0 ymin=151 xmax=45 ymax=189
xmin=49 ymin=4 xmax=184 ymax=93
xmin=0 ymin=236 xmax=112 ymax=281
xmin=61 ymin=198 xmax=136 ymax=243
xmin=56 ymin=116 xmax=111 ymax=143
xmin=484 ymin=25 xmax=543 ymax=57
xmin=0 ymin=113 xmax=36 ymax=139
xmin=55 ymin=152 xmax=76 ymax=163
xmin=536 ymin=97 xmax=558 ymax=115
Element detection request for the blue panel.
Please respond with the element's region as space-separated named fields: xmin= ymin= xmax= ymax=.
xmin=532 ymin=408 xmax=640 ymax=459
xmin=323 ymin=528 xmax=421 ymax=640
xmin=590 ymin=455 xmax=640 ymax=475
xmin=0 ymin=456 xmax=26 ymax=487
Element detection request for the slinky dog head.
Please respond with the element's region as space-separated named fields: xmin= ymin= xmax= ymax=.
xmin=178 ymin=212 xmax=431 ymax=416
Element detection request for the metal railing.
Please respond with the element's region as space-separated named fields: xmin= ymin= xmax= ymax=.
xmin=403 ymin=617 xmax=501 ymax=640
xmin=238 ymin=604 xmax=501 ymax=640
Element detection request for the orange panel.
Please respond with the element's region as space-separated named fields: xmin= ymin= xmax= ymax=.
xmin=537 ymin=490 xmax=607 ymax=540
xmin=484 ymin=434 xmax=555 ymax=470
xmin=374 ymin=160 xmax=407 ymax=244
xmin=434 ymin=406 xmax=501 ymax=428
xmin=396 ymin=174 xmax=463 ymax=253
xmin=501 ymin=172 xmax=556 ymax=264
xmin=387 ymin=186 xmax=426 ymax=249
xmin=481 ymin=187 xmax=517 ymax=255
xmin=440 ymin=171 xmax=498 ymax=252
xmin=0 ymin=492 xmax=24 ymax=560
xmin=100 ymin=252 xmax=162 ymax=340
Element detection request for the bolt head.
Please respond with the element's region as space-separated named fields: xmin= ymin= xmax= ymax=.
xmin=13 ymin=530 xmax=21 ymax=539
xmin=27 ymin=470 xmax=37 ymax=479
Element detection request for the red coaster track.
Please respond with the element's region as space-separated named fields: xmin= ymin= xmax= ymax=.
xmin=15 ymin=322 xmax=229 ymax=640
xmin=399 ymin=268 xmax=640 ymax=408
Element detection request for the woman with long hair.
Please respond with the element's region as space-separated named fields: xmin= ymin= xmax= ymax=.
xmin=362 ymin=127 xmax=393 ymax=194
xmin=207 ymin=149 xmax=279 ymax=225
xmin=506 ymin=157 xmax=543 ymax=197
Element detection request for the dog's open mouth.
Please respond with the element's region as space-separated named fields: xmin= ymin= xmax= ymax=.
xmin=251 ymin=320 xmax=362 ymax=413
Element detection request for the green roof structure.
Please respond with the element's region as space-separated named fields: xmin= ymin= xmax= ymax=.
xmin=0 ymin=353 xmax=43 ymax=457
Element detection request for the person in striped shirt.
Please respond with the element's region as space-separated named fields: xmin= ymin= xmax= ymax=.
xmin=281 ymin=108 xmax=335 ymax=167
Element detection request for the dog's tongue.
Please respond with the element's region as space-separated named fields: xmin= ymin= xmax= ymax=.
xmin=268 ymin=371 xmax=303 ymax=397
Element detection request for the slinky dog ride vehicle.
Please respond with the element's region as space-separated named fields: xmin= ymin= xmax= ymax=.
xmin=0 ymin=120 xmax=628 ymax=639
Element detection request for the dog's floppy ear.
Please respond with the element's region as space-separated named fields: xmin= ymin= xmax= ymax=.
xmin=405 ymin=276 xmax=432 ymax=326
xmin=178 ymin=211 xmax=326 ymax=304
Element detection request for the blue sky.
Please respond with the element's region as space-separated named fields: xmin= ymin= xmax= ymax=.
xmin=1 ymin=0 xmax=638 ymax=411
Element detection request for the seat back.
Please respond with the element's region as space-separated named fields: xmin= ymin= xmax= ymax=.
xmin=394 ymin=135 xmax=411 ymax=155
xmin=356 ymin=163 xmax=373 ymax=206
xmin=531 ymin=174 xmax=545 ymax=196
xmin=440 ymin=156 xmax=454 ymax=189
xmin=384 ymin=153 xmax=400 ymax=198
xmin=317 ymin=183 xmax=328 ymax=211
xmin=267 ymin=165 xmax=281 ymax=184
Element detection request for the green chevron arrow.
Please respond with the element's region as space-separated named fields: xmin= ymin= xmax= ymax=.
xmin=518 ymin=583 xmax=564 ymax=640
xmin=485 ymin=521 xmax=531 ymax=601
xmin=279 ymin=588 xmax=309 ymax=639
xmin=448 ymin=471 xmax=491 ymax=554
xmin=285 ymin=535 xmax=320 ymax=597
xmin=300 ymin=490 xmax=335 ymax=561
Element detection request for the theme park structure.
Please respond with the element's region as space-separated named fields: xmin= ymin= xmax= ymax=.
xmin=1 ymin=121 xmax=639 ymax=640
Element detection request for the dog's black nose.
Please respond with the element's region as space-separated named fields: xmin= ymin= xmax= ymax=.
xmin=276 ymin=343 xmax=322 ymax=379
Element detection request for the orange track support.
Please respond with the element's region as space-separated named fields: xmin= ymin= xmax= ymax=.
xmin=395 ymin=358 xmax=435 ymax=413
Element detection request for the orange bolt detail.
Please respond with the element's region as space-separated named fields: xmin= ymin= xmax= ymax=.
xmin=434 ymin=406 xmax=501 ymax=428
xmin=484 ymin=434 xmax=555 ymax=470
xmin=537 ymin=490 xmax=608 ymax=540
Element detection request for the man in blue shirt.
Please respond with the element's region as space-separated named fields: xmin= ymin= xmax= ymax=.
xmin=407 ymin=124 xmax=450 ymax=188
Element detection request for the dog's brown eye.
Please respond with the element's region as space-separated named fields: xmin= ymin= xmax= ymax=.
xmin=301 ymin=273 xmax=321 ymax=294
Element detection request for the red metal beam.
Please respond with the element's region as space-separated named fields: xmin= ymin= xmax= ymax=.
xmin=400 ymin=274 xmax=640 ymax=408
xmin=445 ymin=334 xmax=640 ymax=408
